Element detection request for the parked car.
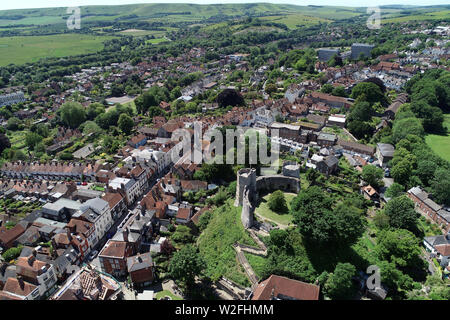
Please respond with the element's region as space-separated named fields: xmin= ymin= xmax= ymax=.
xmin=88 ymin=250 xmax=98 ymax=261
xmin=82 ymin=182 xmax=88 ymax=186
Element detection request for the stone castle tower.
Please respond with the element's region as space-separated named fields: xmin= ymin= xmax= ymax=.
xmin=235 ymin=168 xmax=257 ymax=229
xmin=241 ymin=186 xmax=254 ymax=229
xmin=235 ymin=168 xmax=257 ymax=207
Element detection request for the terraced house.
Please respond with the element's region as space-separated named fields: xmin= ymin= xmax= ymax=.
xmin=0 ymin=162 xmax=96 ymax=181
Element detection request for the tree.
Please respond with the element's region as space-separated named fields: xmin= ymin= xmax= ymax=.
xmin=86 ymin=102 xmax=105 ymax=120
xmin=305 ymin=167 xmax=321 ymax=185
xmin=171 ymin=225 xmax=194 ymax=244
xmin=351 ymin=82 xmax=385 ymax=104
xmin=325 ymin=263 xmax=356 ymax=300
xmin=160 ymin=240 xmax=176 ymax=256
xmin=375 ymin=229 xmax=421 ymax=268
xmin=291 ymin=186 xmax=333 ymax=243
xmin=373 ymin=211 xmax=390 ymax=229
xmin=416 ymin=160 xmax=437 ymax=186
xmin=411 ymin=100 xmax=444 ymax=133
xmin=392 ymin=117 xmax=424 ymax=143
xmin=118 ymin=113 xmax=134 ymax=135
xmin=384 ymin=195 xmax=418 ymax=231
xmin=348 ymin=101 xmax=372 ymax=122
xmin=6 ymin=117 xmax=21 ymax=131
xmin=110 ymin=82 xmax=124 ymax=97
xmin=430 ymin=169 xmax=450 ymax=206
xmin=385 ymin=182 xmax=404 ymax=198
xmin=377 ymin=260 xmax=414 ymax=293
xmin=0 ymin=133 xmax=11 ymax=154
xmin=332 ymin=86 xmax=347 ymax=97
xmin=269 ymin=229 xmax=289 ymax=247
xmin=347 ymin=120 xmax=374 ymax=140
xmin=197 ymin=211 xmax=213 ymax=231
xmin=2 ymin=245 xmax=23 ymax=262
xmin=169 ymin=245 xmax=206 ymax=290
xmin=59 ymin=102 xmax=86 ymax=129
xmin=361 ymin=165 xmax=384 ymax=188
xmin=291 ymin=186 xmax=364 ymax=245
xmin=265 ymin=83 xmax=278 ymax=96
xmin=25 ymin=131 xmax=42 ymax=150
xmin=391 ymin=159 xmax=413 ymax=186
xmin=327 ymin=54 xmax=343 ymax=67
xmin=268 ymin=190 xmax=288 ymax=213
xmin=320 ymin=84 xmax=333 ymax=94
xmin=82 ymin=121 xmax=102 ymax=135
xmin=217 ymin=88 xmax=244 ymax=108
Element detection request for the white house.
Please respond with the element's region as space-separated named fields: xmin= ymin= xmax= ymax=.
xmin=75 ymin=198 xmax=113 ymax=245
xmin=424 ymin=233 xmax=450 ymax=268
xmin=109 ymin=177 xmax=140 ymax=205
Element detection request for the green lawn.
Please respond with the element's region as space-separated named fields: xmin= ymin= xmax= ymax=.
xmin=260 ymin=13 xmax=332 ymax=29
xmin=418 ymin=216 xmax=444 ymax=237
xmin=0 ymin=34 xmax=115 ymax=66
xmin=323 ymin=126 xmax=354 ymax=142
xmin=425 ymin=114 xmax=450 ymax=162
xmin=197 ymin=200 xmax=256 ymax=287
xmin=244 ymin=253 xmax=267 ymax=279
xmin=155 ymin=290 xmax=182 ymax=300
xmin=383 ymin=10 xmax=450 ymax=23
xmin=255 ymin=193 xmax=297 ymax=226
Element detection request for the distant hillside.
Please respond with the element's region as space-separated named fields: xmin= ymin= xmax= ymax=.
xmin=0 ymin=3 xmax=365 ymax=28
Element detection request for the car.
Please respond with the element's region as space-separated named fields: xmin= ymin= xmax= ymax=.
xmin=82 ymin=182 xmax=88 ymax=186
xmin=77 ymin=182 xmax=81 ymax=185
xmin=88 ymin=250 xmax=98 ymax=261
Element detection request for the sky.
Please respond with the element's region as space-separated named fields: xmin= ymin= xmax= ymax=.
xmin=0 ymin=0 xmax=448 ymax=11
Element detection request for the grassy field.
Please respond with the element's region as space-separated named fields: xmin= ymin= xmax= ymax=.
xmin=197 ymin=200 xmax=256 ymax=287
xmin=383 ymin=10 xmax=450 ymax=23
xmin=0 ymin=34 xmax=115 ymax=66
xmin=323 ymin=126 xmax=355 ymax=142
xmin=255 ymin=193 xmax=297 ymax=226
xmin=243 ymin=253 xmax=267 ymax=279
xmin=145 ymin=38 xmax=168 ymax=45
xmin=155 ymin=290 xmax=182 ymax=300
xmin=425 ymin=114 xmax=450 ymax=162
xmin=261 ymin=14 xmax=332 ymax=29
xmin=0 ymin=4 xmax=364 ymax=29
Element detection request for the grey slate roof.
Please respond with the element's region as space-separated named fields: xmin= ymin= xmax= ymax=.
xmin=127 ymin=253 xmax=153 ymax=272
xmin=324 ymin=155 xmax=339 ymax=168
xmin=377 ymin=143 xmax=395 ymax=158
xmin=424 ymin=235 xmax=450 ymax=247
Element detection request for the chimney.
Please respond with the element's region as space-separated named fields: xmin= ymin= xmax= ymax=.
xmin=123 ymin=229 xmax=129 ymax=242
xmin=270 ymin=288 xmax=275 ymax=300
xmin=66 ymin=229 xmax=73 ymax=241
xmin=17 ymin=275 xmax=25 ymax=290
xmin=28 ymin=255 xmax=36 ymax=266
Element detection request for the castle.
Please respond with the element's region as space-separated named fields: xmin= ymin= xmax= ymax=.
xmin=235 ymin=163 xmax=301 ymax=229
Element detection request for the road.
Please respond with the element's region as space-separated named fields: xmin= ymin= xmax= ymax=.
xmin=86 ymin=165 xmax=172 ymax=264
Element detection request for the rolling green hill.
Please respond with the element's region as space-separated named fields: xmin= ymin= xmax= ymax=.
xmin=0 ymin=3 xmax=364 ymax=28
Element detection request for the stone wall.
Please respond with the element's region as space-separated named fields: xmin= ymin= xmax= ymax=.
xmin=235 ymin=167 xmax=301 ymax=229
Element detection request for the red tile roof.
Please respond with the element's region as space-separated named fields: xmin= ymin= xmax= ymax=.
xmin=176 ymin=208 xmax=191 ymax=221
xmin=99 ymin=240 xmax=133 ymax=259
xmin=102 ymin=192 xmax=123 ymax=209
xmin=3 ymin=278 xmax=37 ymax=297
xmin=252 ymin=275 xmax=320 ymax=300
xmin=435 ymin=244 xmax=450 ymax=256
